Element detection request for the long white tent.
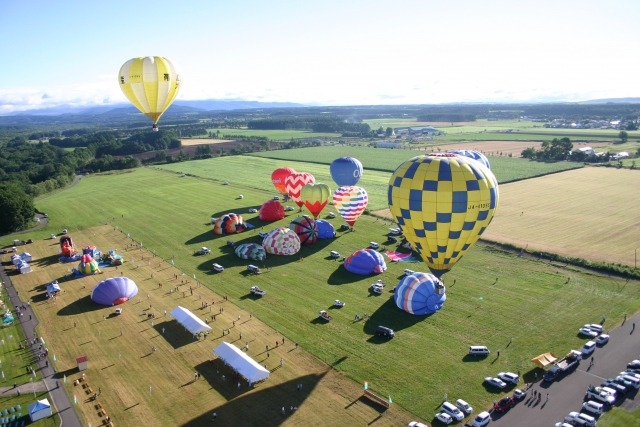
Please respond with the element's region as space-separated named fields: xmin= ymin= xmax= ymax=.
xmin=213 ymin=342 xmax=270 ymax=384
xmin=170 ymin=306 xmax=212 ymax=335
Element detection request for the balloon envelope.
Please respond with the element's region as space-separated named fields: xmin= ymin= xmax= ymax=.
xmin=91 ymin=277 xmax=138 ymax=306
xmin=213 ymin=213 xmax=247 ymax=235
xmin=271 ymin=167 xmax=296 ymax=194
xmin=262 ymin=227 xmax=301 ymax=256
xmin=285 ymin=172 xmax=315 ymax=208
xmin=300 ymin=183 xmax=331 ymax=218
xmin=332 ymin=186 xmax=368 ymax=228
xmin=394 ymin=272 xmax=446 ymax=315
xmin=78 ymin=254 xmax=100 ymax=275
xmin=330 ymin=157 xmax=363 ymax=186
xmin=289 ymin=215 xmax=318 ymax=246
xmin=315 ymin=219 xmax=336 ymax=239
xmin=259 ymin=200 xmax=285 ymax=222
xmin=448 ymin=150 xmax=491 ymax=169
xmin=118 ymin=56 xmax=180 ymax=127
xmin=235 ymin=243 xmax=266 ymax=261
xmin=344 ymin=249 xmax=387 ymax=275
xmin=387 ymin=154 xmax=499 ymax=277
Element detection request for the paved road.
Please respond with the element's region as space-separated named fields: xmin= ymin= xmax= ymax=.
xmin=0 ymin=261 xmax=83 ymax=427
xmin=489 ymin=315 xmax=640 ymax=427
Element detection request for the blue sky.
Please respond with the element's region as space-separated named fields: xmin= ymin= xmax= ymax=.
xmin=1 ymin=0 xmax=638 ymax=114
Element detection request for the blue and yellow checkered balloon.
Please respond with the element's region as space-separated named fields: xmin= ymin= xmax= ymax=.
xmin=387 ymin=154 xmax=499 ymax=277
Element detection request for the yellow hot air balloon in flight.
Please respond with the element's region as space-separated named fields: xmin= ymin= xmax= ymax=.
xmin=118 ymin=56 xmax=180 ymax=131
xmin=387 ymin=153 xmax=499 ymax=278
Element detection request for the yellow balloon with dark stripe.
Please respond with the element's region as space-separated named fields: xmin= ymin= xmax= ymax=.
xmin=387 ymin=154 xmax=499 ymax=277
xmin=118 ymin=56 xmax=180 ymax=127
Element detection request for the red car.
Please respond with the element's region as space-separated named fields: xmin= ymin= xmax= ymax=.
xmin=493 ymin=396 xmax=515 ymax=413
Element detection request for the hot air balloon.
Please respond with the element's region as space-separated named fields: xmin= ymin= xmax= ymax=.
xmin=262 ymin=227 xmax=301 ymax=256
xmin=59 ymin=236 xmax=75 ymax=258
xmin=300 ymin=183 xmax=331 ymax=218
xmin=285 ymin=172 xmax=315 ymax=208
xmin=448 ymin=149 xmax=491 ymax=169
xmin=394 ymin=272 xmax=446 ymax=315
xmin=272 ymin=167 xmax=296 ymax=195
xmin=91 ymin=277 xmax=139 ymax=306
xmin=343 ymin=249 xmax=387 ymax=275
xmin=315 ymin=219 xmax=336 ymax=239
xmin=235 ymin=243 xmax=267 ymax=261
xmin=330 ymin=157 xmax=363 ymax=186
xmin=118 ymin=56 xmax=180 ymax=131
xmin=78 ymin=254 xmax=101 ymax=275
xmin=259 ymin=200 xmax=285 ymax=222
xmin=213 ymin=213 xmax=247 ymax=235
xmin=289 ymin=215 xmax=318 ymax=246
xmin=332 ymin=186 xmax=368 ymax=229
xmin=387 ymin=153 xmax=499 ymax=278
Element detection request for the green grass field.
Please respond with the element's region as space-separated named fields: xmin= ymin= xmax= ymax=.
xmin=3 ymin=166 xmax=637 ymax=425
xmin=202 ymin=128 xmax=340 ymax=140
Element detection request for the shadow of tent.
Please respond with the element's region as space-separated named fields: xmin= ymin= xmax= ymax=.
xmin=154 ymin=320 xmax=197 ymax=349
xmin=182 ymin=373 xmax=326 ymax=427
xmin=31 ymin=254 xmax=63 ymax=268
xmin=57 ymin=295 xmax=105 ymax=316
xmin=363 ymin=298 xmax=431 ymax=338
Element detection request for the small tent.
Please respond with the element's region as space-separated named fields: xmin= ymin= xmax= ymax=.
xmin=213 ymin=342 xmax=270 ymax=384
xmin=531 ymin=352 xmax=557 ymax=368
xmin=28 ymin=398 xmax=52 ymax=422
xmin=170 ymin=306 xmax=212 ymax=335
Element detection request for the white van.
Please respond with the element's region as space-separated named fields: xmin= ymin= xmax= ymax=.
xmin=469 ymin=346 xmax=490 ymax=356
xmin=369 ymin=242 xmax=379 ymax=249
xmin=621 ymin=374 xmax=640 ymax=389
xmin=212 ymin=263 xmax=224 ymax=272
xmin=440 ymin=401 xmax=464 ymax=421
xmin=330 ymin=251 xmax=340 ymax=259
xmin=581 ymin=340 xmax=597 ymax=357
xmin=404 ymin=269 xmax=415 ymax=276
xmin=247 ymin=264 xmax=261 ymax=274
xmin=582 ymin=400 xmax=604 ymax=415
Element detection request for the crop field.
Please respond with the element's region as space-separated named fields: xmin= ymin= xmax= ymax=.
xmin=3 ymin=165 xmax=638 ymax=425
xmin=204 ymin=128 xmax=340 ymax=140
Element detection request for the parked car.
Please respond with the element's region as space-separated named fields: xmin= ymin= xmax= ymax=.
xmin=564 ymin=411 xmax=596 ymax=427
xmin=408 ymin=422 xmax=428 ymax=427
xmin=581 ymin=340 xmax=597 ymax=357
xmin=285 ymin=206 xmax=295 ymax=211
xmin=554 ymin=423 xmax=573 ymax=427
xmin=248 ymin=208 xmax=258 ymax=213
xmin=434 ymin=412 xmax=453 ymax=425
xmin=483 ymin=377 xmax=507 ymax=390
xmin=596 ymin=334 xmax=610 ymax=345
xmin=212 ymin=263 xmax=224 ymax=272
xmin=455 ymin=399 xmax=473 ymax=415
xmin=582 ymin=400 xmax=604 ymax=415
xmin=585 ymin=384 xmax=615 ymax=405
xmin=627 ymin=359 xmax=640 ymax=370
xmin=440 ymin=402 xmax=464 ymax=421
xmin=472 ymin=411 xmax=491 ymax=427
xmin=195 ymin=247 xmax=211 ymax=255
xmin=493 ymin=396 xmax=514 ymax=413
xmin=579 ymin=327 xmax=599 ymax=338
xmin=375 ymin=325 xmax=395 ymax=338
xmin=498 ymin=372 xmax=519 ymax=384
xmin=601 ymin=379 xmax=629 ymax=396
xmin=513 ymin=389 xmax=527 ymax=400
xmin=585 ymin=323 xmax=604 ymax=334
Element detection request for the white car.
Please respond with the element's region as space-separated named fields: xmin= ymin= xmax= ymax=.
xmin=285 ymin=206 xmax=295 ymax=211
xmin=581 ymin=340 xmax=596 ymax=357
xmin=455 ymin=398 xmax=473 ymax=415
xmin=596 ymin=333 xmax=610 ymax=345
xmin=440 ymin=401 xmax=464 ymax=421
xmin=498 ymin=372 xmax=519 ymax=384
xmin=484 ymin=377 xmax=507 ymax=389
xmin=408 ymin=423 xmax=428 ymax=427
xmin=579 ymin=327 xmax=599 ymax=338
xmin=513 ymin=388 xmax=527 ymax=400
xmin=586 ymin=323 xmax=604 ymax=334
xmin=333 ymin=300 xmax=345 ymax=308
xmin=434 ymin=412 xmax=453 ymax=425
xmin=472 ymin=411 xmax=491 ymax=427
xmin=248 ymin=208 xmax=258 ymax=213
xmin=554 ymin=423 xmax=573 ymax=427
xmin=564 ymin=411 xmax=596 ymax=427
xmin=627 ymin=359 xmax=640 ymax=369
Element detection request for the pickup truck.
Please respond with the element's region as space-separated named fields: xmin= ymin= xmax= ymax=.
xmin=543 ymin=350 xmax=581 ymax=383
xmin=585 ymin=385 xmax=616 ymax=405
xmin=250 ymin=286 xmax=266 ymax=296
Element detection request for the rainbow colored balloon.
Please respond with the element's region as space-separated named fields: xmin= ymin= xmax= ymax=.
xmin=332 ymin=186 xmax=368 ymax=229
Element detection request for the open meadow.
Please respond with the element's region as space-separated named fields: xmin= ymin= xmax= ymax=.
xmin=3 ymin=163 xmax=638 ymax=425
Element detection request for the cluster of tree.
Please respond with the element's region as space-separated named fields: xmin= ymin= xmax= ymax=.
xmin=416 ymin=112 xmax=476 ymax=122
xmin=521 ymin=137 xmax=573 ymax=161
xmin=246 ymin=117 xmax=371 ymax=135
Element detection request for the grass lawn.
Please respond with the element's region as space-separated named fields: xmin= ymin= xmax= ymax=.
xmin=2 ymin=166 xmax=637 ymax=425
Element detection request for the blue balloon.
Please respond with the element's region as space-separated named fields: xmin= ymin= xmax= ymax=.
xmin=91 ymin=276 xmax=139 ymax=306
xmin=330 ymin=157 xmax=363 ymax=186
xmin=448 ymin=149 xmax=490 ymax=169
xmin=344 ymin=249 xmax=387 ymax=275
xmin=394 ymin=272 xmax=446 ymax=315
xmin=315 ymin=219 xmax=336 ymax=239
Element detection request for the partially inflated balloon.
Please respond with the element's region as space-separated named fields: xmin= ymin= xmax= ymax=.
xmin=330 ymin=157 xmax=363 ymax=186
xmin=448 ymin=150 xmax=491 ymax=169
xmin=118 ymin=56 xmax=180 ymax=130
xmin=271 ymin=167 xmax=296 ymax=194
xmin=300 ymin=183 xmax=330 ymax=218
xmin=285 ymin=172 xmax=315 ymax=208
xmin=290 ymin=215 xmax=318 ymax=246
xmin=387 ymin=154 xmax=499 ymax=277
xmin=394 ymin=272 xmax=446 ymax=315
xmin=262 ymin=227 xmax=301 ymax=256
xmin=332 ymin=186 xmax=368 ymax=228
xmin=259 ymin=200 xmax=285 ymax=222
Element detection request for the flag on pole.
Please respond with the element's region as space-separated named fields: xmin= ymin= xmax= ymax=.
xmin=63 ymin=374 xmax=66 ymax=384
xmin=363 ymin=381 xmax=368 ymax=390
xmin=388 ymin=396 xmax=392 ymax=404
xmin=53 ymin=354 xmax=56 ymax=361
xmin=171 ymin=259 xmax=174 ymax=266
xmin=73 ymin=395 xmax=77 ymax=404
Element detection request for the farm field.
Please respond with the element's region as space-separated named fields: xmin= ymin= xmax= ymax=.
xmin=204 ymin=128 xmax=340 ymax=140
xmin=3 ymin=166 xmax=638 ymax=425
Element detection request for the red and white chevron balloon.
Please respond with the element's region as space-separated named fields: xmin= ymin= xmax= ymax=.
xmin=284 ymin=172 xmax=315 ymax=207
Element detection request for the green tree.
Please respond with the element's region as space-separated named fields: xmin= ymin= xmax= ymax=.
xmin=0 ymin=183 xmax=35 ymax=234
xmin=619 ymin=130 xmax=628 ymax=143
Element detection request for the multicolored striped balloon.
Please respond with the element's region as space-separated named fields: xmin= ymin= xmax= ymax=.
xmin=394 ymin=272 xmax=446 ymax=315
xmin=262 ymin=227 xmax=301 ymax=256
xmin=332 ymin=185 xmax=368 ymax=228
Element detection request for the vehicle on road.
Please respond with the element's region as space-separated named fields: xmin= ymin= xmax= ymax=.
xmin=493 ymin=396 xmax=514 ymax=413
xmin=434 ymin=412 xmax=453 ymax=425
xmin=585 ymin=384 xmax=615 ymax=405
xmin=472 ymin=411 xmax=491 ymax=427
xmin=596 ymin=334 xmax=610 ymax=345
xmin=564 ymin=411 xmax=596 ymax=427
xmin=581 ymin=340 xmax=596 ymax=357
xmin=543 ymin=350 xmax=582 ymax=383
xmin=601 ymin=379 xmax=629 ymax=396
xmin=627 ymin=359 xmax=640 ymax=370
xmin=483 ymin=377 xmax=507 ymax=390
xmin=513 ymin=388 xmax=527 ymax=400
xmin=497 ymin=372 xmax=519 ymax=384
xmin=582 ymin=400 xmax=604 ymax=415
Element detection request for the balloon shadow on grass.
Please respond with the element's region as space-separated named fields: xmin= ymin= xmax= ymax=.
xmin=57 ymin=295 xmax=105 ymax=316
xmin=363 ymin=298 xmax=430 ymax=338
xmin=327 ymin=266 xmax=372 ymax=286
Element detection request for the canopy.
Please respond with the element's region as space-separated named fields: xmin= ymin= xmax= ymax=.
xmin=531 ymin=352 xmax=557 ymax=368
xmin=28 ymin=398 xmax=52 ymax=422
xmin=213 ymin=342 xmax=270 ymax=384
xmin=170 ymin=306 xmax=212 ymax=335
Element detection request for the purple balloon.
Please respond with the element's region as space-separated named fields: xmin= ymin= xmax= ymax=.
xmin=91 ymin=276 xmax=138 ymax=306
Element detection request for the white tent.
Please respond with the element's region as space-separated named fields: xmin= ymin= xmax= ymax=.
xmin=170 ymin=306 xmax=212 ymax=335
xmin=46 ymin=281 xmax=61 ymax=296
xmin=28 ymin=398 xmax=52 ymax=422
xmin=213 ymin=342 xmax=270 ymax=384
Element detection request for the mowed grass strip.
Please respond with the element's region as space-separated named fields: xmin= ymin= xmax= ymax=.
xmin=16 ymin=167 xmax=640 ymax=424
